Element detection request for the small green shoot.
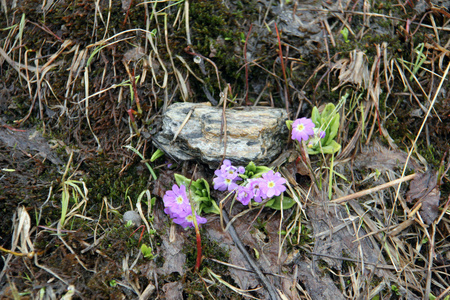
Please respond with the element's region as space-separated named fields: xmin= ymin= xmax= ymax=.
xmin=328 ymin=153 xmax=334 ymax=200
xmin=109 ymin=280 xmax=117 ymax=287
xmin=340 ymin=27 xmax=349 ymax=43
xmin=60 ymin=179 xmax=88 ymax=227
xmin=150 ymin=148 xmax=165 ymax=162
xmin=429 ymin=294 xmax=449 ymax=300
xmin=140 ymin=244 xmax=154 ymax=259
xmin=391 ymin=285 xmax=400 ymax=296
xmin=124 ymin=145 xmax=157 ymax=180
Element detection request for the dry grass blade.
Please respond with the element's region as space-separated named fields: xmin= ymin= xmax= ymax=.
xmin=392 ymin=60 xmax=450 ymax=221
xmin=331 ymin=173 xmax=417 ymax=204
xmin=207 ymin=268 xmax=262 ymax=300
xmin=0 ymin=207 xmax=35 ymax=283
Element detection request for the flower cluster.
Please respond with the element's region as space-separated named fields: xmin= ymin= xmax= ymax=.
xmin=213 ymin=160 xmax=287 ymax=206
xmin=291 ymin=117 xmax=326 ymax=148
xmin=163 ymin=184 xmax=207 ymax=229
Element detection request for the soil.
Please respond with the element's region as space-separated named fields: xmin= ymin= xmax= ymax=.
xmin=1 ymin=0 xmax=450 ymax=299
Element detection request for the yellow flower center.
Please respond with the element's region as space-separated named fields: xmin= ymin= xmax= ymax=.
xmin=268 ymin=181 xmax=275 ymax=188
xmin=176 ymin=196 xmax=184 ymax=204
xmin=296 ymin=124 xmax=305 ymax=132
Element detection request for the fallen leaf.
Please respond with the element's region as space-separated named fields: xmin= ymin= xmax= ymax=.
xmin=332 ymin=50 xmax=370 ymax=90
xmin=0 ymin=127 xmax=63 ymax=165
xmin=406 ymin=170 xmax=441 ymax=224
xmin=163 ymin=281 xmax=183 ymax=300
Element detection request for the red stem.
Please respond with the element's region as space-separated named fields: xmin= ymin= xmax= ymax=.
xmin=244 ymin=24 xmax=253 ymax=105
xmin=194 ymin=226 xmax=202 ymax=272
xmin=274 ymin=22 xmax=290 ymax=105
xmin=131 ymin=69 xmax=142 ymax=115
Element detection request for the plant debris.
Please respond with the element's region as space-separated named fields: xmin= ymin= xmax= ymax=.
xmin=406 ymin=170 xmax=441 ymax=225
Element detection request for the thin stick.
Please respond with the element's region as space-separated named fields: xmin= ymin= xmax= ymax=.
xmin=221 ymin=209 xmax=279 ymax=300
xmin=425 ymin=223 xmax=436 ymax=300
xmin=220 ymin=86 xmax=228 ymax=163
xmin=330 ymin=173 xmax=417 ymax=204
xmin=244 ymin=24 xmax=253 ymax=105
xmin=185 ymin=0 xmax=191 ymax=45
xmin=171 ymin=107 xmax=195 ymax=143
xmin=274 ymin=22 xmax=290 ymax=105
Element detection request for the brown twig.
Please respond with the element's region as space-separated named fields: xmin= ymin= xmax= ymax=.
xmin=274 ymin=23 xmax=290 ymax=107
xmin=220 ymin=209 xmax=280 ymax=300
xmin=330 ymin=173 xmax=417 ymax=204
xmin=243 ymin=24 xmax=253 ymax=105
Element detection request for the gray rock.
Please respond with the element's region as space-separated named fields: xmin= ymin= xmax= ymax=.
xmin=153 ymin=102 xmax=288 ymax=168
xmin=123 ymin=211 xmax=141 ymax=227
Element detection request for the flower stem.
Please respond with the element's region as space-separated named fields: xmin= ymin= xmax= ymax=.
xmin=194 ymin=223 xmax=202 ymax=272
xmin=127 ymin=109 xmax=140 ymax=137
xmin=187 ymin=165 xmax=202 ymax=272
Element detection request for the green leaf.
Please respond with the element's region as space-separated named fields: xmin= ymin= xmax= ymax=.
xmin=174 ymin=174 xmax=192 ymax=188
xmin=140 ymin=244 xmax=153 ymax=259
xmin=253 ymin=166 xmax=272 ymax=178
xmin=245 ymin=161 xmax=256 ymax=173
xmin=199 ymin=200 xmax=220 ymax=215
xmin=322 ymin=103 xmax=336 ymax=120
xmin=321 ymin=140 xmax=341 ymax=154
xmin=150 ymin=149 xmax=165 ymax=162
xmin=286 ymin=120 xmax=293 ymax=130
xmin=325 ymin=114 xmax=340 ymax=144
xmin=311 ymin=106 xmax=320 ymax=125
xmin=265 ymin=196 xmax=296 ymax=210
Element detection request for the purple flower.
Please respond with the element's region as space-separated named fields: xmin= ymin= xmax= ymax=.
xmin=223 ymin=166 xmax=239 ymax=180
xmin=163 ymin=184 xmax=207 ymax=229
xmin=173 ymin=206 xmax=207 ymax=228
xmin=237 ymin=166 xmax=245 ymax=174
xmin=222 ymin=159 xmax=233 ymax=169
xmin=308 ymin=128 xmax=327 ymax=148
xmin=236 ymin=185 xmax=253 ymax=205
xmin=319 ymin=130 xmax=326 ymax=139
xmin=261 ymin=171 xmax=286 ymax=198
xmin=218 ymin=159 xmax=243 ymax=180
xmin=213 ymin=172 xmax=239 ymax=191
xmin=163 ymin=184 xmax=190 ymax=215
xmin=291 ymin=118 xmax=315 ymax=143
xmin=248 ymin=178 xmax=267 ymax=203
xmin=213 ymin=160 xmax=244 ymax=191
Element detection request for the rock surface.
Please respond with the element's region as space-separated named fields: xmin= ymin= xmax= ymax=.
xmin=153 ymin=102 xmax=288 ymax=168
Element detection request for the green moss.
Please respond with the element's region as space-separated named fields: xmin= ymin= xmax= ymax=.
xmin=178 ymin=229 xmax=243 ymax=298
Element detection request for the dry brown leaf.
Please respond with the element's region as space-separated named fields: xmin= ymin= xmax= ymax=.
xmin=0 ymin=127 xmax=63 ymax=165
xmin=354 ymin=141 xmax=421 ymax=172
xmin=123 ymin=46 xmax=145 ymax=63
xmin=332 ymin=50 xmax=370 ymax=91
xmin=406 ymin=170 xmax=441 ymax=225
xmin=163 ymin=281 xmax=183 ymax=300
